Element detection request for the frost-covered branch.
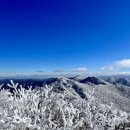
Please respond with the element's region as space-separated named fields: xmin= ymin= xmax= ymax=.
xmin=0 ymin=80 xmax=129 ymax=130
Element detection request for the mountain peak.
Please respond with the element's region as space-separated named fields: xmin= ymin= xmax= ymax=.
xmin=69 ymin=75 xmax=84 ymax=82
xmin=80 ymin=76 xmax=107 ymax=85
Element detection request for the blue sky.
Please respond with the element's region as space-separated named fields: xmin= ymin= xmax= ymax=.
xmin=0 ymin=0 xmax=130 ymax=76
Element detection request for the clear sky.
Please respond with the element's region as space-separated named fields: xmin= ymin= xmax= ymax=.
xmin=0 ymin=0 xmax=130 ymax=76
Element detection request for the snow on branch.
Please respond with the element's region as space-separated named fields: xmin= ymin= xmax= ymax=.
xmin=0 ymin=80 xmax=129 ymax=130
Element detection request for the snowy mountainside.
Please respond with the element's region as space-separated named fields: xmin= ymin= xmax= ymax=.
xmin=45 ymin=77 xmax=130 ymax=113
xmin=106 ymin=77 xmax=130 ymax=87
xmin=0 ymin=79 xmax=129 ymax=130
xmin=0 ymin=76 xmax=130 ymax=112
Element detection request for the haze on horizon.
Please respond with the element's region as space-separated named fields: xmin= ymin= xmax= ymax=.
xmin=0 ymin=0 xmax=130 ymax=76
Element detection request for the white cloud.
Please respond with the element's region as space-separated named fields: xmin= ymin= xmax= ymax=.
xmin=72 ymin=67 xmax=88 ymax=72
xmin=101 ymin=59 xmax=130 ymax=71
xmin=115 ymin=59 xmax=130 ymax=68
xmin=101 ymin=66 xmax=114 ymax=71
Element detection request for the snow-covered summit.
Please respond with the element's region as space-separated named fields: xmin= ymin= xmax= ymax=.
xmin=80 ymin=76 xmax=107 ymax=85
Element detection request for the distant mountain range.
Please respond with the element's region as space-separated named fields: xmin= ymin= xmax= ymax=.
xmin=0 ymin=76 xmax=130 ymax=112
xmin=106 ymin=77 xmax=130 ymax=87
xmin=1 ymin=75 xmax=130 ymax=87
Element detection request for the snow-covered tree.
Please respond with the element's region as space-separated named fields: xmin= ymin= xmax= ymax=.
xmin=0 ymin=80 xmax=129 ymax=130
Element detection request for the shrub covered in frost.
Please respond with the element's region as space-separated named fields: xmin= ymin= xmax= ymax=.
xmin=0 ymin=80 xmax=129 ymax=130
